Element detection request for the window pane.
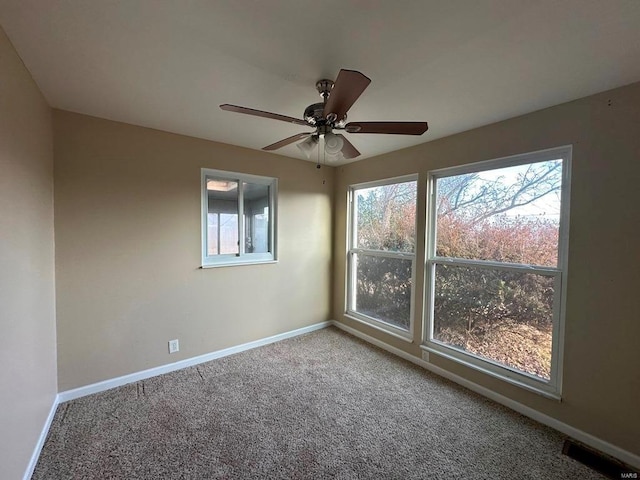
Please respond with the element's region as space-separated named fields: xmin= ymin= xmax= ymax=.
xmin=219 ymin=214 xmax=239 ymax=254
xmin=354 ymin=254 xmax=412 ymax=331
xmin=433 ymin=264 xmax=554 ymax=380
xmin=207 ymin=177 xmax=239 ymax=256
xmin=207 ymin=213 xmax=218 ymax=255
xmin=356 ymin=181 xmax=417 ymax=252
xmin=435 ymin=160 xmax=562 ymax=267
xmin=243 ymin=182 xmax=270 ymax=254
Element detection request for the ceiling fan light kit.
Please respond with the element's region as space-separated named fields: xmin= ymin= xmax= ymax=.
xmin=296 ymin=135 xmax=319 ymax=158
xmin=220 ymin=69 xmax=429 ymax=161
xmin=324 ymin=132 xmax=344 ymax=155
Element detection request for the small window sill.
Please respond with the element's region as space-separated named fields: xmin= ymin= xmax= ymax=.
xmin=200 ymin=259 xmax=278 ymax=269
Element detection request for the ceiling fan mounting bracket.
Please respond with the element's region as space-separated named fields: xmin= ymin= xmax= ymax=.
xmin=315 ymin=79 xmax=334 ymax=99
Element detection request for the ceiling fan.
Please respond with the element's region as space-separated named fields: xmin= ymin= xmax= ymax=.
xmin=220 ymin=69 xmax=429 ymax=161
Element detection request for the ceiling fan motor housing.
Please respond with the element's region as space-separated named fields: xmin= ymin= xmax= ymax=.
xmin=303 ymin=102 xmax=325 ymax=126
xmin=304 ymin=102 xmax=347 ymax=128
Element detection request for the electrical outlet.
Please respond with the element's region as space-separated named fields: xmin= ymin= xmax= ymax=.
xmin=168 ymin=339 xmax=179 ymax=354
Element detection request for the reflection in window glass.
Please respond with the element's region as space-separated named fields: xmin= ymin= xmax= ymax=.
xmin=207 ymin=214 xmax=218 ymax=256
xmin=243 ymin=182 xmax=270 ymax=254
xmin=219 ymin=213 xmax=239 ymax=254
xmin=207 ymin=178 xmax=239 ymax=255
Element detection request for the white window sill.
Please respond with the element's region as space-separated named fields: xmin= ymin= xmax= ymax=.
xmin=200 ymin=259 xmax=278 ymax=269
xmin=420 ymin=343 xmax=562 ymax=401
xmin=344 ymin=312 xmax=413 ymax=343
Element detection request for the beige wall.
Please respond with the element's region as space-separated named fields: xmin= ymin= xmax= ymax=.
xmin=53 ymin=111 xmax=334 ymax=391
xmin=333 ymin=81 xmax=640 ymax=455
xmin=0 ymin=26 xmax=57 ymax=479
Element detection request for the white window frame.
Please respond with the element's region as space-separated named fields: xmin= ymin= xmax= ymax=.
xmin=346 ymin=174 xmax=418 ymax=341
xmin=422 ymin=146 xmax=572 ymax=399
xmin=201 ymin=168 xmax=277 ymax=268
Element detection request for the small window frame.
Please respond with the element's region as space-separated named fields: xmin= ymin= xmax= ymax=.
xmin=422 ymin=146 xmax=572 ymax=399
xmin=201 ymin=168 xmax=277 ymax=268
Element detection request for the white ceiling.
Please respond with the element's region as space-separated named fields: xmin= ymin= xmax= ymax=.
xmin=1 ymin=1 xmax=640 ymax=165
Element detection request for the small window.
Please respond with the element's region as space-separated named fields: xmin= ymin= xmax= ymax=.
xmin=424 ymin=146 xmax=571 ymax=397
xmin=347 ymin=176 xmax=418 ymax=338
xmin=201 ymin=169 xmax=277 ymax=267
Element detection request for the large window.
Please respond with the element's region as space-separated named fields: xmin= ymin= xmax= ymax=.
xmin=201 ymin=169 xmax=277 ymax=267
xmin=347 ymin=176 xmax=418 ymax=338
xmin=424 ymin=147 xmax=571 ymax=396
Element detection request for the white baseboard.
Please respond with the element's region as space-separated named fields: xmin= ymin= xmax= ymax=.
xmin=331 ymin=320 xmax=640 ymax=470
xmin=24 ymin=394 xmax=59 ymax=480
xmin=58 ymin=321 xmax=331 ymax=403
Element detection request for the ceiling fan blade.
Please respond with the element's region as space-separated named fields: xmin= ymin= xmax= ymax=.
xmin=263 ymin=133 xmax=311 ymax=151
xmin=323 ymin=70 xmax=371 ymax=121
xmin=336 ymin=134 xmax=360 ymax=159
xmin=220 ymin=104 xmax=308 ymax=127
xmin=345 ymin=121 xmax=429 ymax=135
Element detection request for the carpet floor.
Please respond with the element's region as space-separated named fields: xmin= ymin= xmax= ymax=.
xmin=33 ymin=327 xmax=605 ymax=479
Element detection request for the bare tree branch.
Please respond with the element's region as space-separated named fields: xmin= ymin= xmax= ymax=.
xmin=437 ymin=161 xmax=562 ymax=223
